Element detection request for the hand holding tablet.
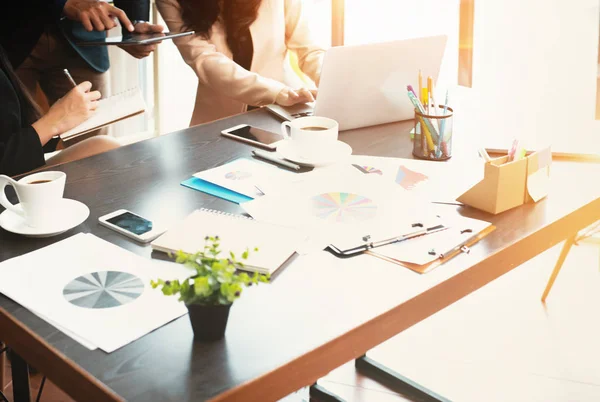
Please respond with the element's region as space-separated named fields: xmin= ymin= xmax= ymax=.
xmin=74 ymin=31 xmax=194 ymax=46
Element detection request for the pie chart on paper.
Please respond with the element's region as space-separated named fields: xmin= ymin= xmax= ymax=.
xmin=312 ymin=192 xmax=378 ymax=223
xmin=63 ymin=271 xmax=144 ymax=309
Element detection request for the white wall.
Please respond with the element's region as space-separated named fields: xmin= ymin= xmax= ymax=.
xmin=466 ymin=0 xmax=600 ymax=154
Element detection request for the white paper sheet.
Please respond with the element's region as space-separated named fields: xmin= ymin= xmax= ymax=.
xmin=347 ymin=155 xmax=484 ymax=203
xmin=241 ymin=168 xmax=440 ymax=251
xmin=0 ymin=233 xmax=190 ymax=353
xmin=193 ymin=158 xmax=293 ymax=198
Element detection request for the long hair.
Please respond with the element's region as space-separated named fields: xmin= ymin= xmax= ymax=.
xmin=178 ymin=0 xmax=262 ymax=57
xmin=0 ymin=45 xmax=41 ymax=125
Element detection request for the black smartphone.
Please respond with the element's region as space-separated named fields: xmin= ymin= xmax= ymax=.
xmin=220 ymin=124 xmax=283 ymax=150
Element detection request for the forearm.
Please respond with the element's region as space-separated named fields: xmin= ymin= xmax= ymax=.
xmin=32 ymin=116 xmax=61 ymax=145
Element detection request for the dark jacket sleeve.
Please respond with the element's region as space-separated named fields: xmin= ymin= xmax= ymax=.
xmin=0 ymin=69 xmax=46 ymax=177
xmin=52 ymin=0 xmax=68 ymax=18
xmin=114 ymin=0 xmax=150 ymax=22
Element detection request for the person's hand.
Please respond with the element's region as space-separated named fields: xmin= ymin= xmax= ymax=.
xmin=32 ymin=82 xmax=101 ymax=142
xmin=119 ymin=22 xmax=165 ymax=59
xmin=275 ymin=87 xmax=317 ymax=107
xmin=63 ymin=0 xmax=134 ymax=32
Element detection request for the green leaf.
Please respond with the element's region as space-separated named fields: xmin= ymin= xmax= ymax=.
xmin=152 ymin=236 xmax=267 ymax=305
xmin=194 ymin=277 xmax=211 ymax=297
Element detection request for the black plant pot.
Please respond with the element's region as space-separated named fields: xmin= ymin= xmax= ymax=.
xmin=187 ymin=303 xmax=232 ymax=341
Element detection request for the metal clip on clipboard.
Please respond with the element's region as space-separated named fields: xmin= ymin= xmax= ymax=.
xmin=328 ymin=222 xmax=449 ymax=257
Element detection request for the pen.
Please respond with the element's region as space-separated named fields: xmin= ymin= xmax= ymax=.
xmin=341 ymin=224 xmax=449 ymax=255
xmin=63 ymin=69 xmax=77 ymax=88
xmin=370 ymin=224 xmax=448 ymax=250
xmin=252 ymin=149 xmax=300 ymax=171
xmin=439 ymin=90 xmax=449 ymax=141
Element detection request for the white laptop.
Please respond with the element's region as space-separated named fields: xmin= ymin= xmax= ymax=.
xmin=266 ymin=35 xmax=448 ymax=131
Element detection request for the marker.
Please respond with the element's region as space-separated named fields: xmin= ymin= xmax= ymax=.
xmin=421 ymin=87 xmax=429 ymax=114
xmin=407 ymin=89 xmax=439 ymax=143
xmin=417 ymin=115 xmax=435 ymax=152
xmin=508 ymin=138 xmax=519 ymax=162
xmin=418 ymin=70 xmax=423 ymax=102
xmin=63 ymin=69 xmax=77 ymax=88
xmin=407 ymin=85 xmax=418 ymax=99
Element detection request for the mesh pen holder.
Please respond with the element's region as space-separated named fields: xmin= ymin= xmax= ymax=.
xmin=412 ymin=105 xmax=453 ymax=161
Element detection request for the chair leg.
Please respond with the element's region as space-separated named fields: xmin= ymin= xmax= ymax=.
xmin=0 ymin=342 xmax=5 ymax=393
xmin=8 ymin=350 xmax=30 ymax=402
xmin=541 ymin=235 xmax=576 ymax=302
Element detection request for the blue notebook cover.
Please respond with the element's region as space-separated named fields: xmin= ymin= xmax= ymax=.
xmin=181 ymin=177 xmax=253 ymax=204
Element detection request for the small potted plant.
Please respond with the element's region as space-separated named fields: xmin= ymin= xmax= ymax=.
xmin=151 ymin=236 xmax=269 ymax=341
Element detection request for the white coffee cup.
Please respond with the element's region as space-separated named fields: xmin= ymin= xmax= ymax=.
xmin=281 ymin=116 xmax=339 ymax=159
xmin=0 ymin=171 xmax=66 ymax=228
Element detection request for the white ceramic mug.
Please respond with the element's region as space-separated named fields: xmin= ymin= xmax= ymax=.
xmin=0 ymin=171 xmax=66 ymax=228
xmin=281 ymin=116 xmax=339 ymax=159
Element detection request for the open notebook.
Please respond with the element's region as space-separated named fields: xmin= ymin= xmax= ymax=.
xmin=151 ymin=209 xmax=304 ymax=275
xmin=60 ymin=87 xmax=146 ymax=140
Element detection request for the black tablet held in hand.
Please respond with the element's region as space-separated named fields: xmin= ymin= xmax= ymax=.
xmin=75 ymin=31 xmax=194 ymax=46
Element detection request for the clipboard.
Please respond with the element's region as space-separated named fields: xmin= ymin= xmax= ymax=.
xmin=327 ymin=219 xmax=450 ymax=257
xmin=75 ymin=31 xmax=194 ymax=46
xmin=367 ymin=223 xmax=496 ymax=274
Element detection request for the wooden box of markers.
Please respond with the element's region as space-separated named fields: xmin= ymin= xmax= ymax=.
xmin=457 ymin=147 xmax=552 ymax=215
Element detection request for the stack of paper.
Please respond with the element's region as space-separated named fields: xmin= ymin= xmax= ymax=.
xmin=241 ymin=167 xmax=440 ymax=251
xmin=240 ymin=162 xmax=493 ymax=266
xmin=0 ymin=233 xmax=189 ymax=353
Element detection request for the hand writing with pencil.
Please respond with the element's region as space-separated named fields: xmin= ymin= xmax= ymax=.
xmin=32 ymin=81 xmax=100 ymax=143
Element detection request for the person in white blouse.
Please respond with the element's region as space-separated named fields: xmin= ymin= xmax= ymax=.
xmin=156 ymin=0 xmax=325 ymax=126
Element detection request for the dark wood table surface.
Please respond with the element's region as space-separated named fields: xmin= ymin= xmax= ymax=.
xmin=1 ymin=109 xmax=600 ymax=402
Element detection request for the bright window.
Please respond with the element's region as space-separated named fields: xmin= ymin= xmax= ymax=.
xmin=466 ymin=0 xmax=600 ymax=154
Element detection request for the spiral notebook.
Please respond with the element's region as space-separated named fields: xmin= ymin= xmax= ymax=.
xmin=150 ymin=209 xmax=304 ymax=275
xmin=60 ymin=87 xmax=146 ymax=140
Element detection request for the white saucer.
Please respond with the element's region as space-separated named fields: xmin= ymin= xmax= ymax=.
xmin=276 ymin=140 xmax=353 ymax=167
xmin=0 ymin=199 xmax=90 ymax=238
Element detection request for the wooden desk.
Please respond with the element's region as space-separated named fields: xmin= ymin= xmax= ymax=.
xmin=1 ymin=109 xmax=600 ymax=402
